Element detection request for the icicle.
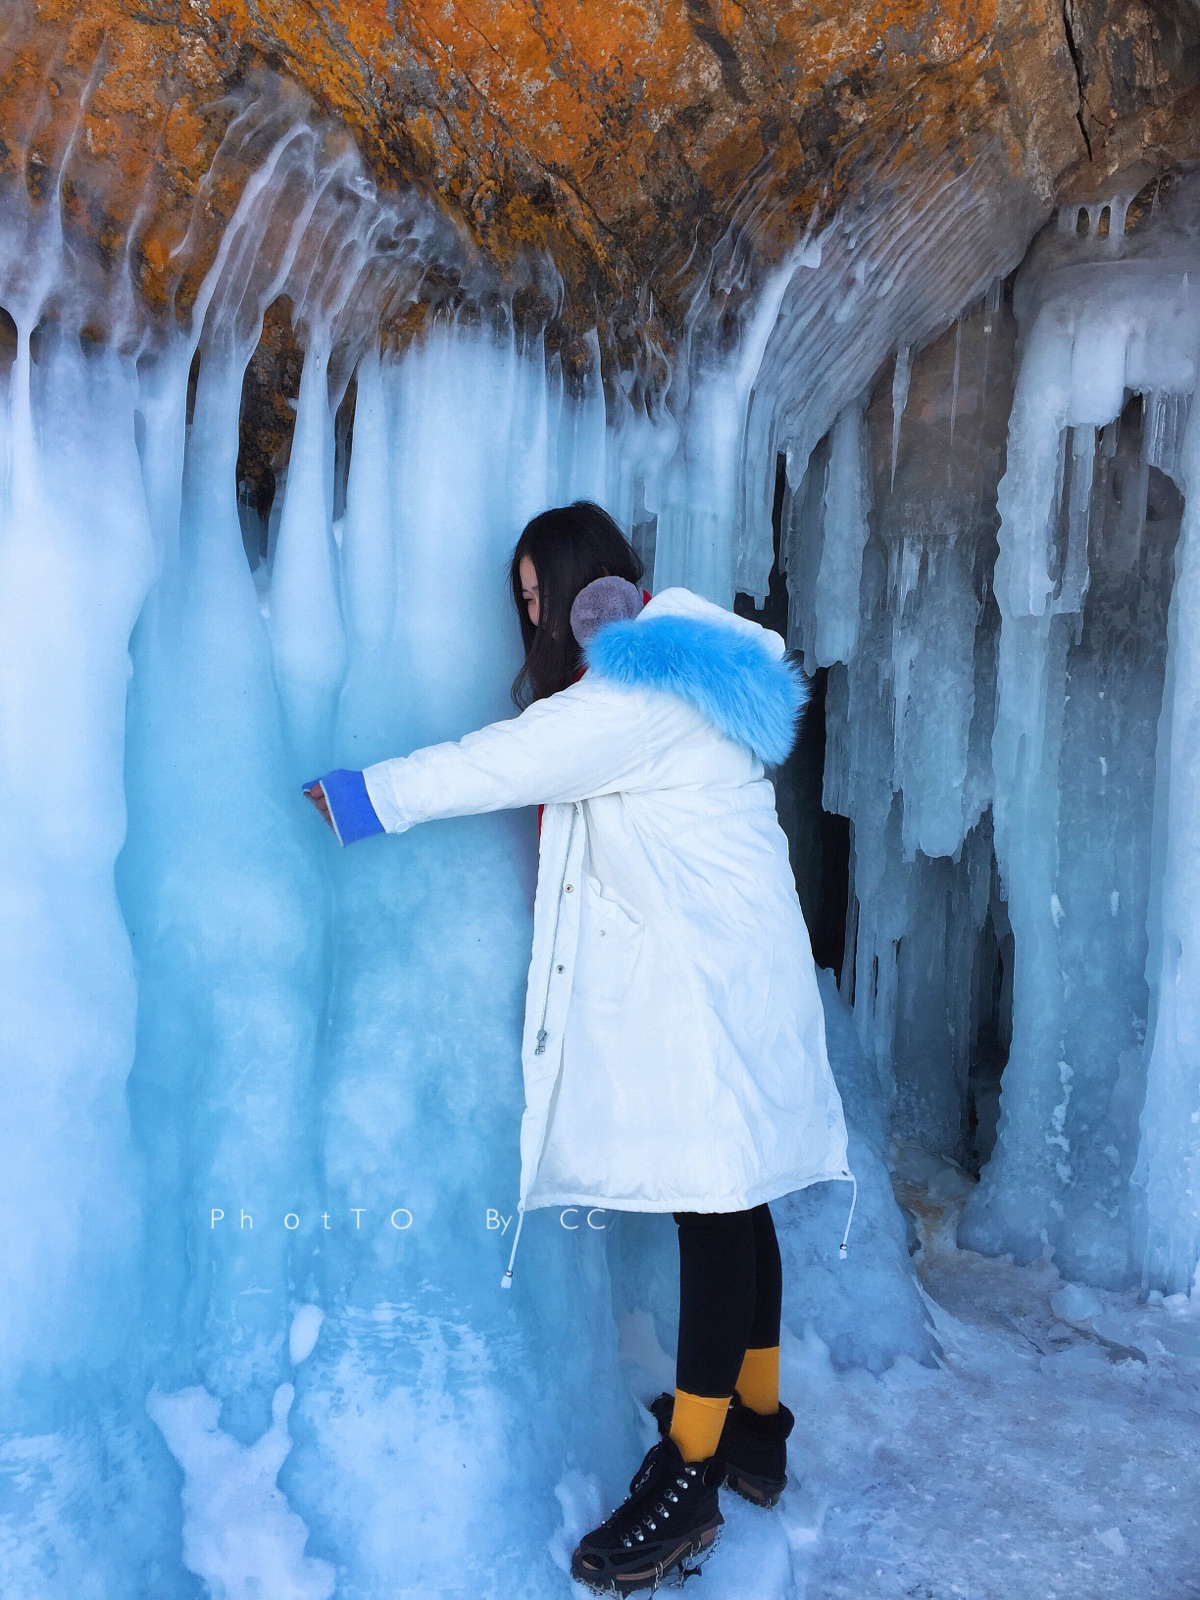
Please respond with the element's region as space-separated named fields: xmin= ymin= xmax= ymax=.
xmin=984 ymin=276 xmax=1003 ymax=332
xmin=1142 ymin=391 xmax=1190 ymax=482
xmin=1136 ymin=398 xmax=1200 ymax=1294
xmin=949 ymin=316 xmax=963 ymax=448
xmin=890 ymin=535 xmax=924 ymax=613
xmin=1055 ymin=424 xmax=1094 ymax=617
xmin=890 ymin=343 xmax=911 ymax=490
xmin=981 ymin=276 xmax=1002 ymax=401
xmin=814 ymin=401 xmax=870 ymax=666
xmin=894 ymin=537 xmax=981 ymax=862
xmin=266 ymin=331 xmax=345 ymax=776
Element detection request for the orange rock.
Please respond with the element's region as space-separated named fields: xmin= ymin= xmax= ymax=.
xmin=0 ymin=0 xmax=1195 ymax=346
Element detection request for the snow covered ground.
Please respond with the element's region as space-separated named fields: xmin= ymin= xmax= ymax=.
xmin=612 ymin=1153 xmax=1200 ymax=1600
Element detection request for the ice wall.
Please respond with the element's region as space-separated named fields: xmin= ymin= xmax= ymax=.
xmin=790 ymin=292 xmax=1011 ymax=1166
xmin=0 ymin=56 xmax=939 ymax=1594
xmin=747 ymin=172 xmax=1200 ymax=1299
xmin=0 ymin=72 xmax=642 ymax=1599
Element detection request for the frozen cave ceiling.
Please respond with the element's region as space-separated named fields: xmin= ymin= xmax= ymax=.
xmin=5 ymin=0 xmax=1200 ymax=348
xmin=2 ymin=0 xmax=1199 ymax=512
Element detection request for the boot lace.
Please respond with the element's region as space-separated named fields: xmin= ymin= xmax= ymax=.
xmin=607 ymin=1449 xmax=701 ymax=1549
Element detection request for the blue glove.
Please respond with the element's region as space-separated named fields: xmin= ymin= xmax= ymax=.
xmin=302 ymin=769 xmax=385 ymax=846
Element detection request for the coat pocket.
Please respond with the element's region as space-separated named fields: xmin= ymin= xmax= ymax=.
xmin=583 ymin=874 xmax=644 ymax=934
xmin=573 ymin=874 xmax=645 ymax=1002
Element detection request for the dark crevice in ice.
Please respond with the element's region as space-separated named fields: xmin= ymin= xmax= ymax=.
xmin=737 ymin=453 xmax=852 ymax=976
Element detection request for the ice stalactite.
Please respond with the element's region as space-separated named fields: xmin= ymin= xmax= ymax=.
xmin=958 ymin=190 xmax=1199 ymax=1289
xmin=617 ymin=152 xmax=1047 ymax=1190
xmin=1138 ymin=395 xmax=1200 ymax=1295
xmin=646 ymin=217 xmax=825 ymax=603
xmin=292 ymin=321 xmax=665 ymax=1596
xmin=114 ymin=82 xmax=478 ymax=1457
xmin=890 ymin=343 xmax=912 ymax=489
xmin=0 ymin=317 xmax=154 ymax=1383
xmin=269 ymin=332 xmax=346 ymax=776
xmin=709 ymin=159 xmax=1200 ymax=1298
xmin=949 ymin=317 xmax=963 ymax=447
xmin=615 ymin=139 xmax=1045 ymax=614
xmin=771 ymin=290 xmax=1008 ymax=1160
xmin=1056 ymin=195 xmax=1135 ymax=244
xmin=720 ymin=140 xmax=1046 ymax=608
xmin=619 ymin=156 xmax=1046 ymax=1363
xmin=0 ymin=46 xmax=164 ymax=1402
xmin=812 ymin=402 xmax=873 ymax=670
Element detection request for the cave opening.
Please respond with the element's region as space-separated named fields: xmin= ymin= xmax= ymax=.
xmin=964 ymin=843 xmax=1013 ymax=1178
xmin=234 ymin=295 xmax=304 ymax=575
xmin=0 ymin=303 xmax=16 ymax=374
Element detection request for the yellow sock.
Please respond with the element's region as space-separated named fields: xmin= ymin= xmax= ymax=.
xmin=734 ymin=1345 xmax=780 ymax=1414
xmin=669 ymin=1390 xmax=731 ymax=1463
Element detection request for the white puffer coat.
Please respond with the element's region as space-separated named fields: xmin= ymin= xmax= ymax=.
xmin=354 ymin=587 xmax=855 ymax=1287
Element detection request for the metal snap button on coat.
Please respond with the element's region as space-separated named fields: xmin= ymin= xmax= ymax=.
xmin=556 ymin=964 xmax=565 ymax=972
xmin=564 ymin=884 xmax=573 ymax=892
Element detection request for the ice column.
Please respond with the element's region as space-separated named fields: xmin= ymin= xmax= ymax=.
xmin=0 ymin=323 xmax=155 ymax=1385
xmin=1136 ymin=395 xmax=1200 ymax=1295
xmin=269 ymin=332 xmax=346 ymax=777
xmin=279 ymin=322 xmax=643 ymax=1597
xmin=961 ymin=226 xmax=1197 ymax=1287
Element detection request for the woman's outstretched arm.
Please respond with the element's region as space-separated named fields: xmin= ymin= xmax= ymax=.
xmin=305 ymin=677 xmax=661 ymax=844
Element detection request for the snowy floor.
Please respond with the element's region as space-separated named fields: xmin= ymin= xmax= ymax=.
xmin=613 ymin=1165 xmax=1200 ymax=1600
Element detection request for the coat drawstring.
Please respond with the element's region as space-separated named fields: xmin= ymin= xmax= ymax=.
xmin=839 ymin=1173 xmax=858 ymax=1259
xmin=503 ymin=1176 xmax=856 ymax=1287
xmin=500 ymin=1202 xmax=526 ymax=1289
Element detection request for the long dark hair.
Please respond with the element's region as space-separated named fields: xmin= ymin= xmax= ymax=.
xmin=509 ymin=501 xmax=644 ymax=707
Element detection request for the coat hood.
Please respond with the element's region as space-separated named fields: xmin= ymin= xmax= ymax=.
xmin=581 ymin=586 xmax=809 ymax=767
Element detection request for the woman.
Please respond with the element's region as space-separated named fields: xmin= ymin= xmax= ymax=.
xmin=304 ymin=501 xmax=855 ymax=1596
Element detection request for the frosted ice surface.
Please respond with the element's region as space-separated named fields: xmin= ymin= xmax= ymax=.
xmin=772 ymin=972 xmax=938 ymax=1374
xmin=146 ymin=1382 xmax=337 ymax=1600
xmin=1051 ymin=1283 xmax=1103 ymax=1325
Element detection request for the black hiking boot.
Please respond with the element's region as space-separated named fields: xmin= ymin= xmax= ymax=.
xmin=648 ymin=1390 xmax=794 ymax=1508
xmin=570 ymin=1432 xmax=724 ymax=1594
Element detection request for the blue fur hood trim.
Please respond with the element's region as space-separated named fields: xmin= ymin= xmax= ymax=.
xmin=583 ymin=607 xmax=809 ymax=767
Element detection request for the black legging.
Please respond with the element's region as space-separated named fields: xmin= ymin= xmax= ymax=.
xmin=672 ymin=1202 xmax=782 ymax=1398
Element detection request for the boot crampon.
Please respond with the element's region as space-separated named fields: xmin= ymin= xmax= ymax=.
xmin=570 ymin=1433 xmax=724 ymax=1595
